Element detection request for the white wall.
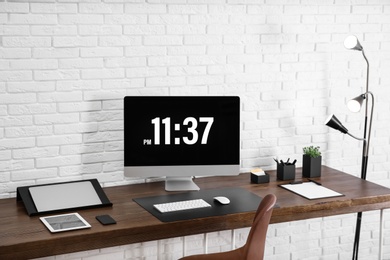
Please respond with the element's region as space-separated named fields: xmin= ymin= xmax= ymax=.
xmin=1 ymin=0 xmax=390 ymax=259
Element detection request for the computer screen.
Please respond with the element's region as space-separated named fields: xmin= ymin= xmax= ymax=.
xmin=124 ymin=96 xmax=240 ymax=191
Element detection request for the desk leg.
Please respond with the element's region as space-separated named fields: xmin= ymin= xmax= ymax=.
xmin=231 ymin=230 xmax=236 ymax=250
xmin=157 ymin=240 xmax=163 ymax=260
xmin=379 ymin=209 xmax=384 ymax=260
xmin=204 ymin=233 xmax=208 ymax=254
xmin=183 ymin=236 xmax=187 ymax=257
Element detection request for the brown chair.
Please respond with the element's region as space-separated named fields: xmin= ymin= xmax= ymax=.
xmin=180 ymin=194 xmax=277 ymax=260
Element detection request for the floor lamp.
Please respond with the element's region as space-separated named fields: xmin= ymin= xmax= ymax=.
xmin=324 ymin=35 xmax=374 ymax=260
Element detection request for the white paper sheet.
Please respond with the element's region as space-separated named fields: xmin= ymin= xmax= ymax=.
xmin=280 ymin=182 xmax=343 ymax=200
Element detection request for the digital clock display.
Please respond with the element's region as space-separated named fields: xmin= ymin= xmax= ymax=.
xmin=149 ymin=116 xmax=214 ymax=145
xmin=124 ymin=96 xmax=240 ymax=166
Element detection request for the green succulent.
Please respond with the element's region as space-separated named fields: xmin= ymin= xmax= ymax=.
xmin=303 ymin=146 xmax=321 ymax=158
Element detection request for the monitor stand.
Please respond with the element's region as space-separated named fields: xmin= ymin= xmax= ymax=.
xmin=165 ymin=177 xmax=200 ymax=191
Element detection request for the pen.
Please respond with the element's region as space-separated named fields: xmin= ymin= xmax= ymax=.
xmin=275 ymin=158 xmax=297 ymax=165
xmin=289 ymin=181 xmax=302 ymax=185
xmin=292 ymin=159 xmax=297 ymax=165
xmin=308 ymin=179 xmax=322 ymax=186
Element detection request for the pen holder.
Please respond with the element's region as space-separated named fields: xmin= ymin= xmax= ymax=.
xmin=277 ymin=164 xmax=295 ymax=181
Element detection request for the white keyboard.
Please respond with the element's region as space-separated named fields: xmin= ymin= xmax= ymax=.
xmin=153 ymin=199 xmax=211 ymax=213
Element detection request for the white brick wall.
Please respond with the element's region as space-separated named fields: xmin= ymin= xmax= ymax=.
xmin=1 ymin=0 xmax=390 ymax=259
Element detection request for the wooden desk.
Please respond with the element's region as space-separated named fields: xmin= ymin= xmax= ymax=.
xmin=2 ymin=166 xmax=390 ymax=259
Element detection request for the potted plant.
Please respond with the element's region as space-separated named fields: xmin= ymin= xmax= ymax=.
xmin=302 ymin=146 xmax=322 ymax=178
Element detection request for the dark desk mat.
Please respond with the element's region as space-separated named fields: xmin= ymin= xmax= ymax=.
xmin=133 ymin=187 xmax=262 ymax=222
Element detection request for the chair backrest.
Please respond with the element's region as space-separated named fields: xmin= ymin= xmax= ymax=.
xmin=242 ymin=194 xmax=277 ymax=259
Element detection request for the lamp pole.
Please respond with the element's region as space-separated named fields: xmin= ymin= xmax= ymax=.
xmin=352 ymin=48 xmax=372 ymax=260
xmin=361 ymin=49 xmax=370 ymax=180
xmin=327 ymin=90 xmax=374 ymax=260
xmin=328 ymin=36 xmax=375 ymax=260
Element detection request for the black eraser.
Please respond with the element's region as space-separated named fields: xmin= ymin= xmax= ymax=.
xmin=96 ymin=215 xmax=116 ymax=225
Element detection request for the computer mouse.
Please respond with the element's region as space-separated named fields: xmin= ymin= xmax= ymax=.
xmin=213 ymin=196 xmax=230 ymax=205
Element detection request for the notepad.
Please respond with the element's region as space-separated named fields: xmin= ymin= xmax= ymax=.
xmin=280 ymin=182 xmax=343 ymax=200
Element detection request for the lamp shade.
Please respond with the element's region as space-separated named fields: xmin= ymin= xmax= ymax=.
xmin=344 ymin=35 xmax=363 ymax=51
xmin=347 ymin=94 xmax=365 ymax=112
xmin=325 ymin=114 xmax=349 ymax=134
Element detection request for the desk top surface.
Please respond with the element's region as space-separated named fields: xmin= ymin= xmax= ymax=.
xmin=2 ymin=166 xmax=390 ymax=259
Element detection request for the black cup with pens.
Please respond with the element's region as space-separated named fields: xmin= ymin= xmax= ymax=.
xmin=275 ymin=158 xmax=296 ymax=181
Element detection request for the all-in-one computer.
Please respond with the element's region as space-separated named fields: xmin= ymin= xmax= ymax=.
xmin=124 ymin=96 xmax=240 ymax=191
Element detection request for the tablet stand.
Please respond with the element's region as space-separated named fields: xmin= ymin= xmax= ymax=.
xmin=17 ymin=179 xmax=112 ymax=216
